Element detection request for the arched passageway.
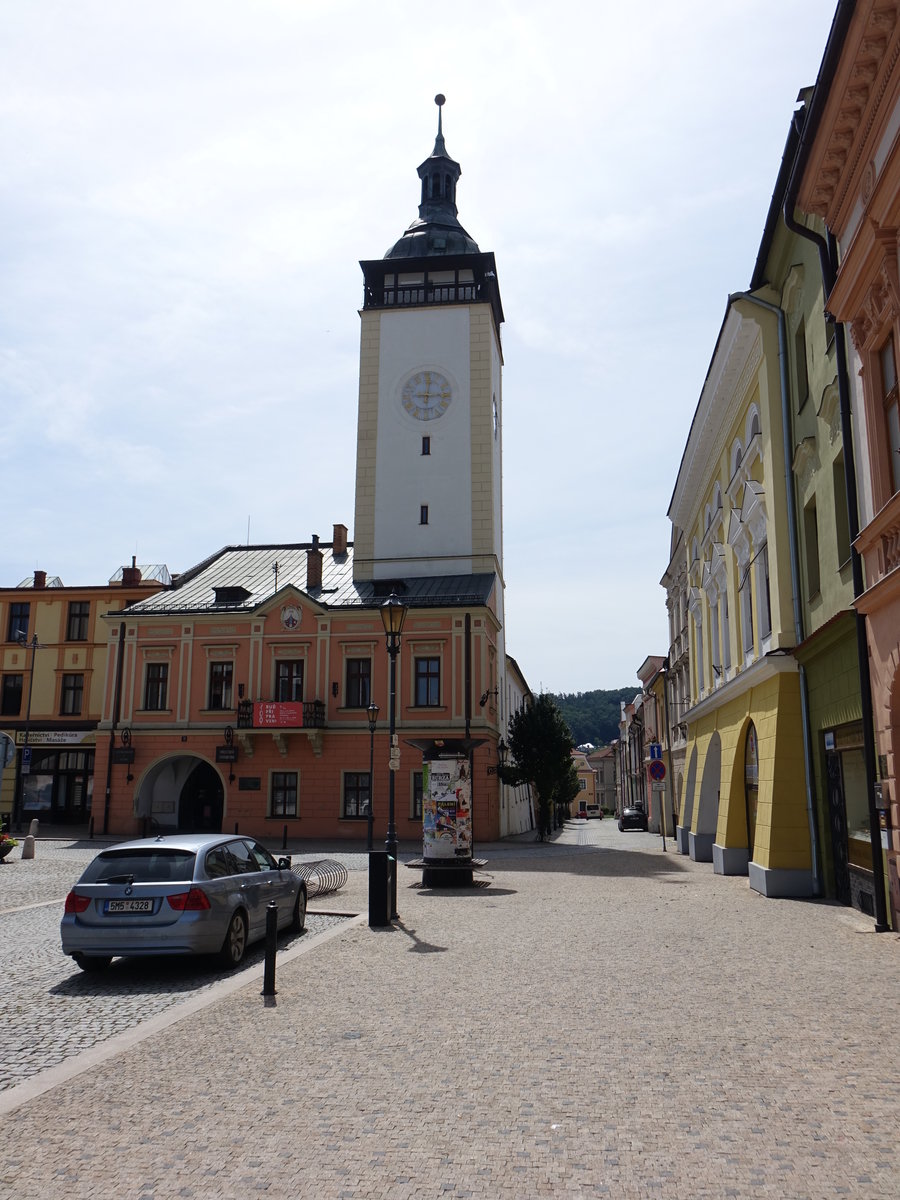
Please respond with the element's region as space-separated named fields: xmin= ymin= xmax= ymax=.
xmin=691 ymin=732 xmax=721 ymax=862
xmin=135 ymin=756 xmax=224 ymax=834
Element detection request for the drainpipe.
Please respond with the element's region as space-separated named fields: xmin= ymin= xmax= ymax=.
xmin=103 ymin=622 xmax=126 ymax=836
xmin=782 ymin=195 xmax=889 ymax=931
xmin=728 ymin=290 xmax=821 ymax=896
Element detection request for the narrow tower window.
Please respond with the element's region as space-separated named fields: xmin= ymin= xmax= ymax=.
xmin=420 ymin=505 xmax=429 ymax=525
xmin=422 ymin=436 xmax=431 ymax=456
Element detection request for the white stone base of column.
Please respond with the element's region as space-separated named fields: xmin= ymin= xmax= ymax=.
xmin=748 ymin=862 xmax=814 ymax=898
xmin=689 ymin=831 xmax=714 ymax=862
xmin=713 ymin=843 xmax=749 ymax=875
xmin=675 ymin=825 xmax=691 ymax=855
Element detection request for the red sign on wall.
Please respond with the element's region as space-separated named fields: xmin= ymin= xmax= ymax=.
xmin=252 ymin=702 xmax=304 ymax=728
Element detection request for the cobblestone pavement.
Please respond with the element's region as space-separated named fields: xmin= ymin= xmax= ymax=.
xmin=3 ymin=821 xmax=899 ymax=1199
xmin=0 ymin=839 xmax=359 ymax=1092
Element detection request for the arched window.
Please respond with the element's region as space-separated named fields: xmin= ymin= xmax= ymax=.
xmin=731 ymin=441 xmax=743 ymax=477
xmin=431 ymin=172 xmax=441 ymax=198
xmin=746 ymin=408 xmax=761 ymax=441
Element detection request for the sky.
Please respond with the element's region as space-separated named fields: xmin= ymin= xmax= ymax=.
xmin=1 ymin=0 xmax=839 ymax=694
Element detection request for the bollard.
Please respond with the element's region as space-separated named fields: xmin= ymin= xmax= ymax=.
xmin=28 ymin=818 xmax=39 ymax=838
xmin=261 ymin=901 xmax=278 ymax=1000
xmin=88 ymin=816 xmax=94 ymax=839
xmin=234 ymin=821 xmax=239 ymax=834
xmin=21 ymin=834 xmax=35 ymax=860
xmin=368 ymin=850 xmax=391 ymax=927
xmin=282 ymin=824 xmax=288 ymax=851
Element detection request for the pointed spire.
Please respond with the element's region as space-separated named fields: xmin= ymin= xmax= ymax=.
xmin=383 ymin=93 xmax=480 ymax=259
xmin=433 ymin=93 xmax=446 ymax=156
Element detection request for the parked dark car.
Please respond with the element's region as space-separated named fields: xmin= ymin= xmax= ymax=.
xmin=61 ymin=833 xmax=307 ymax=972
xmin=618 ymin=806 xmax=649 ymax=832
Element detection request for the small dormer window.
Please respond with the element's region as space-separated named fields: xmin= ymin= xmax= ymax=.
xmin=213 ymin=585 xmax=251 ymax=606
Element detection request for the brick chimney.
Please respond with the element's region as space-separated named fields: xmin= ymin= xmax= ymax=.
xmin=121 ymin=556 xmax=142 ymax=587
xmin=332 ymin=523 xmax=348 ymax=555
xmin=33 ymin=570 xmax=47 ymax=590
xmin=306 ymin=535 xmax=323 ymax=590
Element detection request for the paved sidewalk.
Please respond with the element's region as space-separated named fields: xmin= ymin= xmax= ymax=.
xmin=3 ymin=821 xmax=899 ymax=1199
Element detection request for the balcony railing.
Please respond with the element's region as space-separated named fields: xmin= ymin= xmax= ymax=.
xmin=236 ymin=699 xmax=326 ymax=729
xmin=380 ymin=282 xmax=480 ymax=307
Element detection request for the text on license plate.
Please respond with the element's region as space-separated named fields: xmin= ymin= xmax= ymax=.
xmin=106 ymin=899 xmax=154 ymax=913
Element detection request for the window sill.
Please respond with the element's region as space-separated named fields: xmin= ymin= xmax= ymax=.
xmin=137 ymin=708 xmax=173 ymax=715
xmin=410 ymin=704 xmax=446 ymax=712
xmin=200 ymin=708 xmax=236 ymax=716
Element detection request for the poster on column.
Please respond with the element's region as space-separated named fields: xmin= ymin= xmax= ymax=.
xmin=423 ymin=756 xmax=472 ymax=861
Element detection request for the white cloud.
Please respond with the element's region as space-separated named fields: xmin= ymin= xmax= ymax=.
xmin=0 ymin=0 xmax=837 ymax=691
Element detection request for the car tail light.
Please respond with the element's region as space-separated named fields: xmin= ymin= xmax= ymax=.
xmin=166 ymin=887 xmax=211 ymax=912
xmin=64 ymin=892 xmax=91 ymax=914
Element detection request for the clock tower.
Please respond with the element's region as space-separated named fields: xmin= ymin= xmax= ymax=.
xmin=352 ymin=96 xmax=505 ymax=588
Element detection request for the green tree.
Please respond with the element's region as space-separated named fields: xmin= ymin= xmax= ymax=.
xmin=503 ymin=694 xmax=575 ymax=837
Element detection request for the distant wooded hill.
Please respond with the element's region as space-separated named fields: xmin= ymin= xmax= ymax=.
xmin=549 ymin=688 xmax=637 ymax=749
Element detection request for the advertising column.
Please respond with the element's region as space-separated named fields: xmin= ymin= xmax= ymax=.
xmin=423 ymin=755 xmax=472 ymax=865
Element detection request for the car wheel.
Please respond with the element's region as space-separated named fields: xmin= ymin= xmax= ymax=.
xmin=617 ymin=821 xmax=623 ymax=832
xmin=73 ymin=953 xmax=112 ymax=972
xmin=290 ymin=884 xmax=307 ymax=933
xmin=219 ymin=910 xmax=248 ymax=969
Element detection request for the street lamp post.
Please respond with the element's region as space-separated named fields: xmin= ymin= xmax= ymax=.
xmin=366 ymin=700 xmax=379 ymax=852
xmin=14 ymin=631 xmax=40 ymax=834
xmin=380 ymin=593 xmax=408 ymax=920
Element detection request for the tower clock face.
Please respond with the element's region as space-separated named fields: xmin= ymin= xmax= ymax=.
xmin=401 ymin=370 xmax=453 ymax=420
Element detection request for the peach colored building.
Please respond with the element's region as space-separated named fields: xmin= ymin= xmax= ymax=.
xmin=96 ymin=529 xmax=507 ymax=843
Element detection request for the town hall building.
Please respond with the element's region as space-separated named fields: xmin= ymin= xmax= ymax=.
xmin=93 ymin=97 xmax=534 ymax=845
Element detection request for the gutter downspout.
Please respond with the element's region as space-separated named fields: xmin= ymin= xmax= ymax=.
xmin=728 ymin=291 xmax=821 ymax=897
xmin=782 ymin=193 xmax=889 ymax=931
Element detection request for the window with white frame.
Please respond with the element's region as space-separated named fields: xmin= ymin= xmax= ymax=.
xmin=144 ymin=662 xmax=168 ymax=711
xmin=276 ymin=659 xmax=303 ymax=702
xmin=270 ymin=771 xmax=298 ymax=818
xmin=878 ymin=334 xmax=900 ymax=495
xmin=342 ymin=772 xmax=370 ymax=819
xmin=803 ymin=497 xmax=820 ymax=598
xmin=208 ymin=661 xmax=233 ymax=710
xmin=414 ymin=656 xmax=441 ymax=706
xmin=755 ymin=542 xmax=771 ymax=641
xmin=721 ymin=591 xmax=732 ymax=672
xmin=739 ymin=568 xmax=754 ymax=657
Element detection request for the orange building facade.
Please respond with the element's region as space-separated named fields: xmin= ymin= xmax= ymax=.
xmin=95 ymin=531 xmax=507 ymax=844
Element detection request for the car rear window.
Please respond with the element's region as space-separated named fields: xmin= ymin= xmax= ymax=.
xmin=80 ymin=849 xmax=196 ymax=884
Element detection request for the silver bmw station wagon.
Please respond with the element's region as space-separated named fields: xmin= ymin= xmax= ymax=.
xmin=61 ymin=833 xmax=307 ymax=972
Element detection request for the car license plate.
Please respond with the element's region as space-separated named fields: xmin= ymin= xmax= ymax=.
xmin=106 ymin=898 xmax=153 ymax=913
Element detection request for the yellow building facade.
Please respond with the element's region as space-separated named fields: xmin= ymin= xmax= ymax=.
xmin=0 ymin=566 xmax=167 ymax=828
xmin=669 ymin=297 xmax=815 ymax=897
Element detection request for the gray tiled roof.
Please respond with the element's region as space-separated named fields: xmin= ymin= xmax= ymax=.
xmin=117 ymin=543 xmax=495 ymax=616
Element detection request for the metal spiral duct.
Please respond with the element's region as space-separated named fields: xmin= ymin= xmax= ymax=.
xmin=292 ymin=858 xmax=348 ymax=897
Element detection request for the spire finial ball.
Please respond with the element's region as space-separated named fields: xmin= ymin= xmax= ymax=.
xmin=435 ymin=93 xmax=445 ymax=107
